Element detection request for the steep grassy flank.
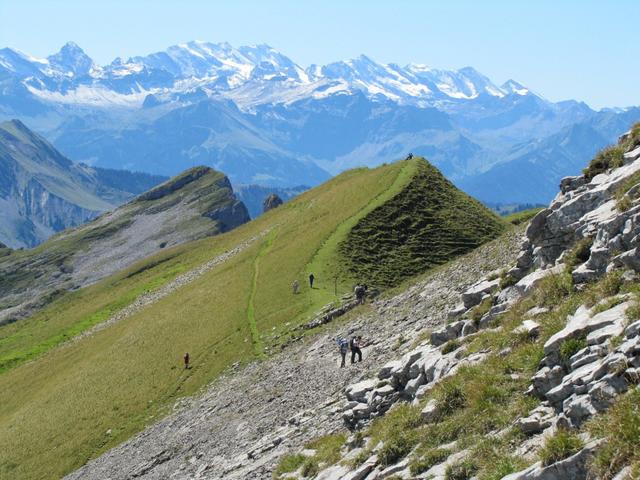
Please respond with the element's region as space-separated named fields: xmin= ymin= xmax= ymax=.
xmin=339 ymin=158 xmax=506 ymax=288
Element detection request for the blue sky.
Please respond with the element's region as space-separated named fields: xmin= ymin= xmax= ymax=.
xmin=1 ymin=0 xmax=637 ymax=109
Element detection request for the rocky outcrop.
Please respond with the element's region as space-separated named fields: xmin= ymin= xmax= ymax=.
xmin=262 ymin=193 xmax=284 ymax=213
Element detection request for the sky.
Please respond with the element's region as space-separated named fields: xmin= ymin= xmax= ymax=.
xmin=0 ymin=0 xmax=637 ymax=109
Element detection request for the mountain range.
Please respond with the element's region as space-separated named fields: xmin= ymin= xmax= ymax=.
xmin=1 ymin=41 xmax=639 ymax=203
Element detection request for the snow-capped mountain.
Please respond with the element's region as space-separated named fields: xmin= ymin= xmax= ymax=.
xmin=0 ymin=41 xmax=533 ymax=109
xmin=1 ymin=41 xmax=639 ymax=205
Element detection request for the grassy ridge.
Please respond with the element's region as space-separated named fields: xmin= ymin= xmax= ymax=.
xmin=339 ymin=159 xmax=506 ymax=288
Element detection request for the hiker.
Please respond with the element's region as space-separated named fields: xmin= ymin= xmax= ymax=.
xmin=350 ymin=336 xmax=363 ymax=363
xmin=354 ymin=284 xmax=366 ymax=304
xmin=337 ymin=338 xmax=349 ymax=368
xmin=183 ymin=352 xmax=190 ymax=369
xmin=292 ymin=279 xmax=300 ymax=294
xmin=309 ymin=273 xmax=315 ymax=289
xmin=406 ymin=152 xmax=414 ymax=160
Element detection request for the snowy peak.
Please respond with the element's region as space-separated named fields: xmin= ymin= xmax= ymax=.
xmin=406 ymin=64 xmax=505 ymax=99
xmin=501 ymin=79 xmax=530 ymax=96
xmin=47 ymin=41 xmax=94 ymax=77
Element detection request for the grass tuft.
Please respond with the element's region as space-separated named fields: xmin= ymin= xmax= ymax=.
xmin=538 ymin=428 xmax=584 ymax=466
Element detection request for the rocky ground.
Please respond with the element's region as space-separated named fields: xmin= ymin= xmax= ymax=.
xmin=65 ymin=225 xmax=525 ymax=480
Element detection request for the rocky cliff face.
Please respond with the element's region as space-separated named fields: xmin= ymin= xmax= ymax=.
xmin=64 ymin=125 xmax=640 ymax=480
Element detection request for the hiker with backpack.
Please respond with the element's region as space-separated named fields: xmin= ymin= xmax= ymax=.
xmin=309 ymin=273 xmax=315 ymax=289
xmin=350 ymin=335 xmax=363 ymax=363
xmin=337 ymin=338 xmax=349 ymax=367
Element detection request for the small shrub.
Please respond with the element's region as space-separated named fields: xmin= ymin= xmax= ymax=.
xmin=583 ymin=145 xmax=625 ymax=181
xmin=409 ymin=448 xmax=451 ymax=475
xmin=445 ymin=458 xmax=478 ymax=480
xmin=439 ymin=383 xmax=467 ymax=415
xmin=626 ymin=300 xmax=640 ymax=322
xmin=487 ymin=270 xmax=502 ymax=281
xmin=306 ymin=433 xmax=346 ymax=467
xmin=378 ymin=433 xmax=418 ymax=466
xmin=301 ymin=458 xmax=319 ymax=477
xmin=533 ymin=273 xmax=574 ymax=307
xmin=499 ymin=272 xmax=517 ymax=290
xmin=584 ymin=270 xmax=624 ymax=307
xmin=481 ymin=455 xmax=528 ymax=480
xmin=592 ymin=296 xmax=625 ymax=315
xmin=559 ymin=337 xmax=587 ymax=364
xmin=442 ymin=339 xmax=462 ymax=354
xmin=564 ymin=237 xmax=593 ymax=270
xmin=470 ymin=296 xmax=493 ymax=324
xmin=617 ymin=194 xmax=633 ymax=212
xmin=608 ymin=334 xmax=623 ymax=351
xmin=539 ymin=428 xmax=584 ymax=466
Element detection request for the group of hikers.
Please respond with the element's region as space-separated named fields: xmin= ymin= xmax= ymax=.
xmin=337 ymin=335 xmax=364 ymax=368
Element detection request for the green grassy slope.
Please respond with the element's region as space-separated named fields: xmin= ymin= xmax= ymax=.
xmin=339 ymin=160 xmax=506 ymax=288
xmin=0 ymin=157 xmax=504 ymax=479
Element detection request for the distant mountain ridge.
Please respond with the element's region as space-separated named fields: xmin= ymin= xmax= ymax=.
xmin=1 ymin=41 xmax=639 ymax=204
xmin=0 ymin=119 xmax=165 ymax=248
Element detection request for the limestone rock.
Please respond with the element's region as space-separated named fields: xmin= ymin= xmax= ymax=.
xmin=514 ymin=320 xmax=541 ymax=338
xmin=502 ymin=439 xmax=603 ymax=480
xmin=461 ymin=278 xmax=499 ymax=308
xmin=421 ymin=399 xmax=440 ymax=423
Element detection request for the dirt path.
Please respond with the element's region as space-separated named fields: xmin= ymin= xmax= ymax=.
xmin=247 ymin=230 xmax=277 ymax=356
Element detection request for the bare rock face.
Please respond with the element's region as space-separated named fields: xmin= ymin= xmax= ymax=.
xmin=262 ymin=193 xmax=283 ymax=213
